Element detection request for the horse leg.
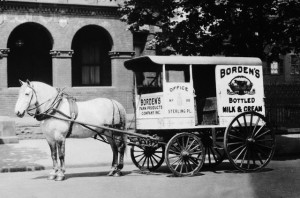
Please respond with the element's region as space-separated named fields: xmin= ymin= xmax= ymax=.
xmin=56 ymin=139 xmax=66 ymax=181
xmin=47 ymin=141 xmax=58 ymax=180
xmin=110 ymin=134 xmax=126 ymax=177
xmin=107 ymin=133 xmax=119 ymax=176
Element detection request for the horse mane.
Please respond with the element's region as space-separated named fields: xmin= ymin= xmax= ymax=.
xmin=31 ymin=81 xmax=58 ymax=99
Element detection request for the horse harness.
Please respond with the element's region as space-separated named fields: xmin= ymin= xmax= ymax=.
xmin=27 ymin=87 xmax=78 ymax=138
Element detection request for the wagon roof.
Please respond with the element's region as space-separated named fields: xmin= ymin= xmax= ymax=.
xmin=124 ymin=55 xmax=262 ymax=70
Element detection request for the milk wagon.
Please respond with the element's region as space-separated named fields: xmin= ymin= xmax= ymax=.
xmin=124 ymin=56 xmax=276 ymax=176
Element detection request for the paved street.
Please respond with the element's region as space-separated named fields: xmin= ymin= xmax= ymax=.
xmin=0 ymin=158 xmax=299 ymax=198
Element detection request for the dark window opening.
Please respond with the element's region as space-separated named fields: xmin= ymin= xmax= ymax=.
xmin=7 ymin=22 xmax=53 ymax=87
xmin=72 ymin=25 xmax=112 ymax=86
xmin=136 ymin=69 xmax=163 ymax=95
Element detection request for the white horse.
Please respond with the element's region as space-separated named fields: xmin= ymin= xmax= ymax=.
xmin=15 ymin=80 xmax=127 ymax=180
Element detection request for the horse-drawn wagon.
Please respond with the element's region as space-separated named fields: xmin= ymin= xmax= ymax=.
xmin=15 ymin=55 xmax=276 ymax=179
xmin=124 ymin=56 xmax=276 ymax=176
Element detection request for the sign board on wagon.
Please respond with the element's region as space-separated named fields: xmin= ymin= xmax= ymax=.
xmin=215 ymin=65 xmax=265 ymax=126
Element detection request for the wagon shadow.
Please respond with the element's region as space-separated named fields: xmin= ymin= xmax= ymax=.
xmin=150 ymin=162 xmax=274 ymax=176
xmin=202 ymin=162 xmax=274 ymax=174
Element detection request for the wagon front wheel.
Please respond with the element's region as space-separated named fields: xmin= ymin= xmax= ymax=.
xmin=130 ymin=144 xmax=165 ymax=172
xmin=165 ymin=133 xmax=205 ymax=177
xmin=224 ymin=111 xmax=276 ymax=172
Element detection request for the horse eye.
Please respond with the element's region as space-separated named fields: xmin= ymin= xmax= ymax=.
xmin=25 ymin=93 xmax=30 ymax=96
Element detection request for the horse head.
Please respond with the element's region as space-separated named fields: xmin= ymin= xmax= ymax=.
xmin=15 ymin=80 xmax=37 ymax=118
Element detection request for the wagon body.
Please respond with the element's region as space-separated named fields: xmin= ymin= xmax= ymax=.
xmin=124 ymin=56 xmax=275 ymax=176
xmin=125 ymin=56 xmax=264 ymax=130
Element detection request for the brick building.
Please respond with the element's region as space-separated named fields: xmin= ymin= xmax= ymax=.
xmin=0 ymin=0 xmax=137 ymax=117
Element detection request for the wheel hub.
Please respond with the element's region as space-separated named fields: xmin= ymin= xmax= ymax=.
xmin=247 ymin=137 xmax=255 ymax=143
xmin=181 ymin=150 xmax=190 ymax=160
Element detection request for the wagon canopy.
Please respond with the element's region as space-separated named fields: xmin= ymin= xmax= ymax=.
xmin=124 ymin=56 xmax=262 ymax=71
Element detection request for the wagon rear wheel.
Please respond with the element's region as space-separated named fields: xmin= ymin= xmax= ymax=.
xmin=224 ymin=111 xmax=276 ymax=172
xmin=130 ymin=144 xmax=165 ymax=172
xmin=165 ymin=133 xmax=205 ymax=177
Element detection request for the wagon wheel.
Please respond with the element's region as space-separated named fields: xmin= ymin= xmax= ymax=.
xmin=224 ymin=111 xmax=276 ymax=172
xmin=130 ymin=144 xmax=165 ymax=172
xmin=165 ymin=132 xmax=205 ymax=177
xmin=202 ymin=129 xmax=226 ymax=167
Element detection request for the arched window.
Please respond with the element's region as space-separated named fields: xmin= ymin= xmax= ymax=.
xmin=72 ymin=25 xmax=113 ymax=86
xmin=7 ymin=22 xmax=53 ymax=87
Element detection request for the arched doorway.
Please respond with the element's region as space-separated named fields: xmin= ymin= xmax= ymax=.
xmin=7 ymin=22 xmax=53 ymax=87
xmin=72 ymin=25 xmax=113 ymax=86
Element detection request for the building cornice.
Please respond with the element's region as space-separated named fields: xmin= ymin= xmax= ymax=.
xmin=50 ymin=50 xmax=73 ymax=58
xmin=109 ymin=51 xmax=135 ymax=59
xmin=0 ymin=49 xmax=10 ymax=58
xmin=0 ymin=1 xmax=120 ymax=18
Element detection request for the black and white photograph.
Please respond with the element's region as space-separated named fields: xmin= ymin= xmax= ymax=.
xmin=0 ymin=0 xmax=299 ymax=197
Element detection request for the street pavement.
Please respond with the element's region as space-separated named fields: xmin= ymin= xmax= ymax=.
xmin=0 ymin=138 xmax=133 ymax=173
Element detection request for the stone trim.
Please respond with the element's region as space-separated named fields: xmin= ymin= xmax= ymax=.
xmin=0 ymin=1 xmax=119 ymax=18
xmin=109 ymin=51 xmax=135 ymax=59
xmin=0 ymin=48 xmax=10 ymax=58
xmin=50 ymin=50 xmax=73 ymax=58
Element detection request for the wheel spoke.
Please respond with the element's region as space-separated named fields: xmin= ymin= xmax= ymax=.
xmin=228 ymin=141 xmax=244 ymax=146
xmin=134 ymin=153 xmax=145 ymax=158
xmin=240 ymin=148 xmax=248 ymax=168
xmin=185 ymin=136 xmax=190 ymax=150
xmin=186 ymin=139 xmax=196 ymax=150
xmin=137 ymin=155 xmax=146 ymax=164
xmin=254 ymin=142 xmax=273 ymax=150
xmin=151 ymin=155 xmax=159 ymax=164
xmin=229 ymin=144 xmax=245 ymax=155
xmin=255 ymin=129 xmax=271 ymax=139
xmin=252 ymin=116 xmax=261 ymax=135
xmin=149 ymin=156 xmax=155 ymax=167
xmin=189 ymin=144 xmax=201 ymax=152
xmin=253 ymin=123 xmax=267 ymax=138
xmin=234 ymin=146 xmax=247 ymax=163
xmin=228 ymin=134 xmax=245 ymax=141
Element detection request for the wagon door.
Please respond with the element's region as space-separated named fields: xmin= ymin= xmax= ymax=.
xmin=215 ymin=65 xmax=265 ymax=126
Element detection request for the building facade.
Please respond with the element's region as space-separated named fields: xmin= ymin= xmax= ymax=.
xmin=0 ymin=0 xmax=136 ymax=117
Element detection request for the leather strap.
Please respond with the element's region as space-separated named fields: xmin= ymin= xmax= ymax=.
xmin=66 ymin=97 xmax=78 ymax=138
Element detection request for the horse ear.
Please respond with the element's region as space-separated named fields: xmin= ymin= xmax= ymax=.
xmin=19 ymin=80 xmax=25 ymax=85
xmin=26 ymin=79 xmax=31 ymax=85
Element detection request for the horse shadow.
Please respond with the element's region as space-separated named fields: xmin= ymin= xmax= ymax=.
xmin=33 ymin=170 xmax=133 ymax=180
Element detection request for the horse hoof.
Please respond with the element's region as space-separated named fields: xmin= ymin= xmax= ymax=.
xmin=113 ymin=171 xmax=122 ymax=177
xmin=55 ymin=175 xmax=65 ymax=181
xmin=47 ymin=175 xmax=56 ymax=180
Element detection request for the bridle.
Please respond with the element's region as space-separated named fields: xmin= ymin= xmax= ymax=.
xmin=25 ymin=83 xmax=63 ymax=119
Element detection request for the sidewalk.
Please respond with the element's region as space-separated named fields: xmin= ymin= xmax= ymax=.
xmin=0 ymin=138 xmax=133 ymax=173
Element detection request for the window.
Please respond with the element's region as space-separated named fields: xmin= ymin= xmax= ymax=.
xmin=165 ymin=65 xmax=190 ymax=82
xmin=291 ymin=55 xmax=300 ymax=75
xmin=136 ymin=70 xmax=163 ymax=94
xmin=72 ymin=25 xmax=112 ymax=86
xmin=265 ymin=58 xmax=283 ymax=75
xmin=270 ymin=61 xmax=279 ymax=74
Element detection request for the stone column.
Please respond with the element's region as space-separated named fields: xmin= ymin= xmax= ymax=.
xmin=50 ymin=50 xmax=73 ymax=88
xmin=0 ymin=49 xmax=18 ymax=144
xmin=109 ymin=51 xmax=135 ymax=89
xmin=0 ymin=48 xmax=10 ymax=88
